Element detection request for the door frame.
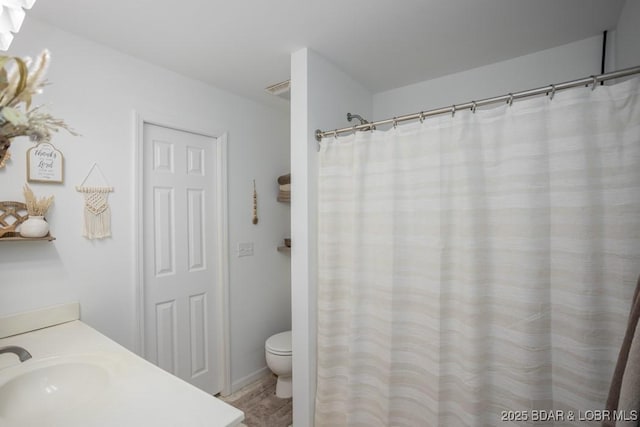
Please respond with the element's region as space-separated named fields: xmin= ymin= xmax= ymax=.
xmin=133 ymin=110 xmax=231 ymax=395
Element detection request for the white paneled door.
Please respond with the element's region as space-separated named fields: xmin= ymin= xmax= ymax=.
xmin=143 ymin=123 xmax=221 ymax=395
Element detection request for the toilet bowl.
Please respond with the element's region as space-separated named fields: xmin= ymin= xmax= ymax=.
xmin=265 ymin=330 xmax=292 ymax=398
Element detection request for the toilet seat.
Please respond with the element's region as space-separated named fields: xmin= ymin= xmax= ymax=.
xmin=266 ymin=330 xmax=291 ymax=356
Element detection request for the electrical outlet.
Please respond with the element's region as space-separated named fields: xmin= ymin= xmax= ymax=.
xmin=237 ymin=242 xmax=254 ymax=257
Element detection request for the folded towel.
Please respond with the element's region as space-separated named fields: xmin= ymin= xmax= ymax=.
xmin=616 ymin=322 xmax=640 ymax=426
xmin=277 ymin=192 xmax=290 ymax=203
xmin=603 ymin=274 xmax=640 ymax=427
xmin=280 ymin=184 xmax=291 ymax=191
xmin=278 ymin=174 xmax=290 ymax=185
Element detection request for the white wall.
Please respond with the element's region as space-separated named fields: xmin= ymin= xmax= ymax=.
xmin=0 ymin=17 xmax=291 ymax=390
xmin=290 ymin=48 xmax=372 ymax=427
xmin=373 ymin=35 xmax=604 ymax=120
xmin=616 ymin=0 xmax=640 ymax=69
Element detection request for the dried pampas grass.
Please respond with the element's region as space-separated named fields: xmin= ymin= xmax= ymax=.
xmin=23 ymin=183 xmax=54 ymax=216
xmin=0 ymin=149 xmax=10 ymax=168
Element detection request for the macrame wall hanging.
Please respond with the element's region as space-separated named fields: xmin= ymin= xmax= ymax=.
xmin=76 ymin=163 xmax=114 ymax=239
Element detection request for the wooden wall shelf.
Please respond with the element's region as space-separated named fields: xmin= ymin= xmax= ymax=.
xmin=0 ymin=235 xmax=56 ymax=242
xmin=0 ymin=201 xmax=54 ymax=242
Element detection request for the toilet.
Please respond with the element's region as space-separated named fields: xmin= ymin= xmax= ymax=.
xmin=265 ymin=330 xmax=292 ymax=398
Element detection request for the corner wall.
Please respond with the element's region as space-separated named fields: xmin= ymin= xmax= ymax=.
xmin=290 ymin=48 xmax=372 ymax=427
xmin=373 ymin=35 xmax=604 ymax=120
xmin=0 ymin=17 xmax=291 ymax=390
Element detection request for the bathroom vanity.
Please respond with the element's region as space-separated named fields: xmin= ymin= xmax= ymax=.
xmin=0 ymin=304 xmax=244 ymax=427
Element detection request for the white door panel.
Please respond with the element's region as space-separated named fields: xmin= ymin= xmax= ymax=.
xmin=143 ymin=123 xmax=220 ymax=394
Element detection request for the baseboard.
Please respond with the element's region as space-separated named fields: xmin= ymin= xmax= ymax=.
xmin=229 ymin=366 xmax=270 ymax=394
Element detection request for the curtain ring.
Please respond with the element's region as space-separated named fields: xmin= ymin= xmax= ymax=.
xmin=507 ymin=93 xmax=514 ymax=106
xmin=419 ymin=111 xmax=425 ymax=123
xmin=393 ymin=117 xmax=398 ymax=129
xmin=591 ymin=75 xmax=598 ymax=90
xmin=471 ymin=101 xmax=477 ymax=114
xmin=333 ymin=130 xmax=338 ymax=139
xmin=549 ymin=84 xmax=556 ymax=100
xmin=451 ymin=105 xmax=456 ymax=117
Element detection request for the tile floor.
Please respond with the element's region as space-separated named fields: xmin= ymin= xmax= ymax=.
xmin=219 ymin=374 xmax=292 ymax=427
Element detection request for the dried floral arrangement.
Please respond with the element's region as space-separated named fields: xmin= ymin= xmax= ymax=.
xmin=0 ymin=49 xmax=77 ymax=168
xmin=23 ymin=183 xmax=54 ymax=216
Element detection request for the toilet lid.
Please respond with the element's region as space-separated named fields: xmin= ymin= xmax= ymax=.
xmin=266 ymin=330 xmax=291 ymax=355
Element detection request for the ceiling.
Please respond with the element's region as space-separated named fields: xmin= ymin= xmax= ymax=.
xmin=29 ymin=0 xmax=626 ymax=109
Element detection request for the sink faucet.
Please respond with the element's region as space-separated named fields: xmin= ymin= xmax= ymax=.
xmin=0 ymin=346 xmax=32 ymax=362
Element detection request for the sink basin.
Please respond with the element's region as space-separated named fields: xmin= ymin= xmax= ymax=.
xmin=0 ymin=356 xmax=112 ymax=422
xmin=0 ymin=320 xmax=244 ymax=427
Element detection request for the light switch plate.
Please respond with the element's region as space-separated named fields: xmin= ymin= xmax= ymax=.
xmin=238 ymin=242 xmax=254 ymax=257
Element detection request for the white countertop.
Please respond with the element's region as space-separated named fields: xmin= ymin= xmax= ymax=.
xmin=0 ymin=320 xmax=244 ymax=427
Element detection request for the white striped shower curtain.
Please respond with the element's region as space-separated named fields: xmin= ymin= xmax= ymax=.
xmin=315 ymin=77 xmax=640 ymax=426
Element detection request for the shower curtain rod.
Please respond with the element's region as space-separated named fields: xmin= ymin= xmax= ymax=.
xmin=314 ymin=65 xmax=640 ymax=142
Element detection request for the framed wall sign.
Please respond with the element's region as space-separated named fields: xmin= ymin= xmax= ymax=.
xmin=27 ymin=142 xmax=64 ymax=183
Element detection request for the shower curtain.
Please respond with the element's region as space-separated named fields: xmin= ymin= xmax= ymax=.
xmin=315 ymin=77 xmax=640 ymax=427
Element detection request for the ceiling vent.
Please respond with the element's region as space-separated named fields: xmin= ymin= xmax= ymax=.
xmin=265 ymin=79 xmax=290 ymax=100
